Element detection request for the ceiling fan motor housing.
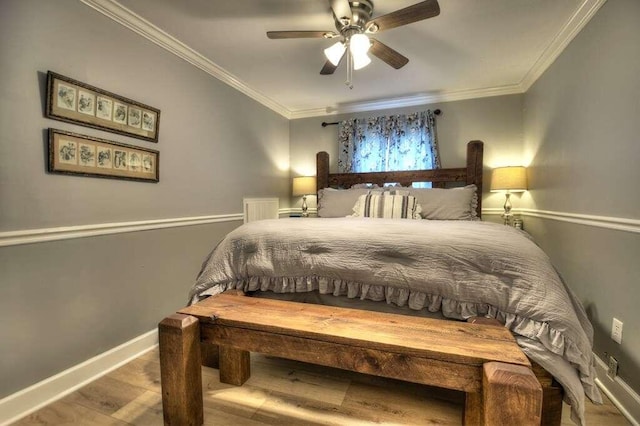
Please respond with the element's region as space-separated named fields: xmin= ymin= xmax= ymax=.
xmin=334 ymin=0 xmax=375 ymax=36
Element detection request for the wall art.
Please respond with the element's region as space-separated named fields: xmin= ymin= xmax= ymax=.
xmin=48 ymin=128 xmax=159 ymax=183
xmin=46 ymin=71 xmax=160 ymax=142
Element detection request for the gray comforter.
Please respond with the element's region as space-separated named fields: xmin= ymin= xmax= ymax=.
xmin=190 ymin=218 xmax=601 ymax=424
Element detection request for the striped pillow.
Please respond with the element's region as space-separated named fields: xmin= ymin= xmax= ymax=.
xmin=352 ymin=193 xmax=422 ymax=219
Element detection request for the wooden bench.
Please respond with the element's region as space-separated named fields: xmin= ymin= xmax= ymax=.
xmin=159 ymin=293 xmax=543 ymax=425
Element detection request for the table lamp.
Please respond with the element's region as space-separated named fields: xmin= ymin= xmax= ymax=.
xmin=292 ymin=176 xmax=316 ymax=217
xmin=490 ymin=166 xmax=527 ymax=225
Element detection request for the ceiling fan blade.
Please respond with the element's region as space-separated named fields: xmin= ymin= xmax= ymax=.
xmin=367 ymin=0 xmax=440 ymax=33
xmin=320 ymin=60 xmax=338 ymax=75
xmin=320 ymin=50 xmax=346 ymax=75
xmin=329 ymin=0 xmax=352 ymax=22
xmin=267 ymin=31 xmax=337 ymax=39
xmin=370 ymin=39 xmax=409 ymax=69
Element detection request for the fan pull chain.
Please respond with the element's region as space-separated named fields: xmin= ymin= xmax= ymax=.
xmin=345 ymin=49 xmax=354 ymax=89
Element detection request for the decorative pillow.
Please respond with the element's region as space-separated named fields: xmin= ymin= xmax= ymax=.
xmin=351 ymin=193 xmax=422 ymax=219
xmin=317 ymin=188 xmax=372 ymax=217
xmin=408 ymin=184 xmax=478 ymax=220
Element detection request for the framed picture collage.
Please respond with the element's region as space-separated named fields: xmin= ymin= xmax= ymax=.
xmin=45 ymin=71 xmax=160 ymax=182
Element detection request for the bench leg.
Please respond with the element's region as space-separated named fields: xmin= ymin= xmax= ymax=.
xmin=483 ymin=362 xmax=542 ymax=426
xmin=219 ymin=345 xmax=250 ymax=386
xmin=466 ymin=378 xmax=561 ymax=426
xmin=200 ymin=291 xmax=244 ymax=370
xmin=463 ymin=391 xmax=483 ymax=425
xmin=468 ymin=317 xmax=562 ymax=425
xmin=541 ymin=383 xmax=563 ymax=426
xmin=159 ymin=314 xmax=203 ymax=426
xmin=201 ymin=342 xmax=220 ymax=369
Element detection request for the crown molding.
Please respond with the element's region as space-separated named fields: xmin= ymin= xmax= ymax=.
xmin=81 ymin=0 xmax=603 ymax=120
xmin=520 ymin=0 xmax=607 ymax=91
xmin=79 ymin=0 xmax=292 ymax=119
xmin=292 ymin=84 xmax=524 ymax=119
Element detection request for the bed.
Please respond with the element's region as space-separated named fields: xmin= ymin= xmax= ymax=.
xmin=188 ymin=141 xmax=601 ymax=425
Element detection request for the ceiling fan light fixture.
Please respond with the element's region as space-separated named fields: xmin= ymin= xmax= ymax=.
xmin=349 ymin=33 xmax=371 ymax=56
xmin=352 ymin=52 xmax=371 ymax=70
xmin=268 ymin=0 xmax=439 ymax=81
xmin=324 ymin=41 xmax=346 ymax=66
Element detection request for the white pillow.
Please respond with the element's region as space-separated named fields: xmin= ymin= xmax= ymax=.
xmin=408 ymin=184 xmax=478 ymax=220
xmin=317 ymin=188 xmax=371 ymax=217
xmin=351 ymin=193 xmax=422 ymax=219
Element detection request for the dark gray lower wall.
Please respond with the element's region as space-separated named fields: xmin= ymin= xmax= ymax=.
xmin=523 ymin=0 xmax=640 ymax=393
xmin=0 ymin=221 xmax=239 ymax=398
xmin=522 ymin=217 xmax=639 ymax=392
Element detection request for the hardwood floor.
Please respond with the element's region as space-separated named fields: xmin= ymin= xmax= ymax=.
xmin=14 ymin=348 xmax=629 ymax=425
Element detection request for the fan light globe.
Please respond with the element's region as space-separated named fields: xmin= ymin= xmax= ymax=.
xmin=349 ymin=33 xmax=371 ymax=56
xmin=353 ymin=52 xmax=371 ymax=70
xmin=324 ymin=41 xmax=346 ymax=66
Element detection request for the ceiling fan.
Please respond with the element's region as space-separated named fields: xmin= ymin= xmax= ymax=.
xmin=267 ymin=0 xmax=440 ymax=87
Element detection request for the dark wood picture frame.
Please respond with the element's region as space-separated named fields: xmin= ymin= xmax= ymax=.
xmin=48 ymin=128 xmax=159 ymax=183
xmin=46 ymin=71 xmax=161 ymax=143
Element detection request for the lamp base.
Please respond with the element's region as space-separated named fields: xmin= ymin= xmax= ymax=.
xmin=502 ymin=192 xmax=513 ymax=226
xmin=301 ymin=195 xmax=309 ymax=218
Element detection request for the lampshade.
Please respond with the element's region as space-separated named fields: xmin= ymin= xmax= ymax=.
xmin=350 ymin=34 xmax=371 ymax=70
xmin=352 ymin=52 xmax=371 ymax=70
xmin=292 ymin=176 xmax=316 ymax=196
xmin=349 ymin=34 xmax=371 ymax=56
xmin=490 ymin=166 xmax=528 ymax=192
xmin=324 ymin=41 xmax=346 ymax=66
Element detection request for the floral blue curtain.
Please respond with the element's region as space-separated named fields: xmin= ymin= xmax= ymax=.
xmin=337 ymin=111 xmax=440 ymax=183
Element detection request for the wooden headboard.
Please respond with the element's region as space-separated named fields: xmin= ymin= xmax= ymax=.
xmin=316 ymin=140 xmax=484 ymax=218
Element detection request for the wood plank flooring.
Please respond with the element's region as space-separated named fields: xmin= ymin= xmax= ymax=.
xmin=14 ymin=348 xmax=629 ymax=425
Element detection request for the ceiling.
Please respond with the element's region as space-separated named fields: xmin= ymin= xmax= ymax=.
xmin=88 ymin=0 xmax=604 ymax=118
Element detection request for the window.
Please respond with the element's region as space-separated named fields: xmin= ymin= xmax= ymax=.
xmin=337 ymin=110 xmax=440 ymax=187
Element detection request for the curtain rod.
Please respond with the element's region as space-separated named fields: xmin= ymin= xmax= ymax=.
xmin=321 ymin=109 xmax=441 ymax=127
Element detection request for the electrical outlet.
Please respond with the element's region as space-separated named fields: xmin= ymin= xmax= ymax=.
xmin=607 ymin=355 xmax=618 ymax=379
xmin=612 ymin=318 xmax=623 ymax=344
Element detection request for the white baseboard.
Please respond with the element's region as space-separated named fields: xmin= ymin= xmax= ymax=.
xmin=594 ymin=354 xmax=640 ymax=425
xmin=0 ymin=329 xmax=158 ymax=426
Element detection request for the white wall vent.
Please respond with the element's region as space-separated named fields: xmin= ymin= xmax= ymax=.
xmin=243 ymin=198 xmax=279 ymax=224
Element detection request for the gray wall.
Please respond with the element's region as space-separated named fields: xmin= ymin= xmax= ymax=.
xmin=523 ymin=0 xmax=640 ymax=391
xmin=0 ymin=0 xmax=289 ymax=397
xmin=290 ymin=94 xmax=525 ymax=211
